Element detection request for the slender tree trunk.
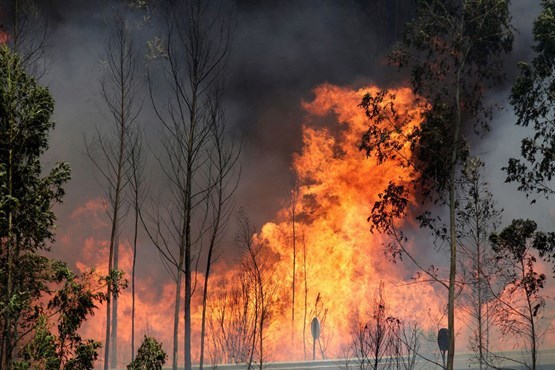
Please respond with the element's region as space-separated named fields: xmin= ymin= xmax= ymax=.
xmin=199 ymin=258 xmax=211 ymax=370
xmin=476 ymin=203 xmax=483 ymax=370
xmin=302 ymin=235 xmax=308 ymax=361
xmin=523 ymin=259 xmax=537 ymax=370
xmin=102 ymin=26 xmax=129 ymax=368
xmin=184 ymin=104 xmax=195 ymax=370
xmin=258 ymin=275 xmax=264 ymax=370
xmin=131 ymin=205 xmax=138 ymax=366
xmin=199 ymin=208 xmax=221 ymax=370
xmin=173 ymin=248 xmax=184 ymax=370
xmin=200 ymin=185 xmax=223 ymax=370
xmin=248 ymin=275 xmax=259 ymax=370
xmin=447 ymin=70 xmax=463 ymax=370
xmin=447 ymin=183 xmax=457 ymax=370
xmin=291 ymin=198 xmax=297 ymax=348
xmin=104 ymin=241 xmax=114 ymax=370
xmin=111 ymin=239 xmax=119 ymax=369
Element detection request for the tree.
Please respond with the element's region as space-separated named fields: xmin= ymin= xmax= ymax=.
xmin=288 ymin=185 xmax=300 ymax=349
xmin=301 ymin=230 xmax=309 ymax=360
xmin=146 ymin=1 xmax=230 ymax=369
xmin=85 ymin=12 xmax=142 ymax=369
xmin=207 ymin=268 xmax=256 ymax=365
xmin=386 ymin=318 xmax=421 ymax=370
xmin=198 ymin=84 xmax=240 ymax=370
xmin=0 ymin=0 xmax=51 ymax=78
xmin=14 ymin=266 xmax=107 ymax=370
xmin=0 ymin=45 xmax=71 ymax=368
xmin=127 ymin=336 xmax=167 ymax=370
xmin=360 ymin=2 xmax=512 ymax=369
xmin=235 ymin=210 xmax=276 ymax=370
xmin=457 ymin=158 xmax=500 ymax=369
xmin=128 ymin=125 xmax=146 ymax=367
xmin=489 ymin=219 xmax=555 ymax=370
xmin=507 ymin=0 xmax=555 ymax=197
xmin=349 ymin=282 xmax=390 ymax=370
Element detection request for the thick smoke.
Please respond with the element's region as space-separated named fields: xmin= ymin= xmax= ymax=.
xmin=1 ymin=0 xmax=553 ymax=366
xmin=16 ymin=0 xmax=416 ymax=274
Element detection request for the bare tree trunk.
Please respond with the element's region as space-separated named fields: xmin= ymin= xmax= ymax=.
xmin=302 ymin=233 xmax=308 ymax=361
xmin=129 ymin=130 xmax=145 ymax=368
xmin=476 ymin=212 xmax=484 ymax=370
xmin=184 ymin=120 xmax=194 ymax=370
xmin=173 ymin=256 xmax=183 ymax=370
xmin=523 ymin=258 xmax=537 ymax=370
xmin=85 ymin=15 xmax=140 ymax=369
xmin=131 ymin=198 xmax=138 ymax=366
xmin=259 ymin=283 xmax=264 ymax=370
xmin=111 ymin=238 xmax=119 ymax=369
xmin=290 ymin=188 xmax=298 ymax=349
xmin=5 ymin=0 xmax=51 ymax=78
xmin=146 ymin=2 xmax=230 ymax=369
xmin=199 ymin=98 xmax=240 ymax=370
xmin=446 ymin=68 xmax=463 ymax=370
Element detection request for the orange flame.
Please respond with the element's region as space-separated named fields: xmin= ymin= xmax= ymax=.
xmin=72 ymin=83 xmax=454 ymax=367
xmin=210 ymin=83 xmax=443 ymax=361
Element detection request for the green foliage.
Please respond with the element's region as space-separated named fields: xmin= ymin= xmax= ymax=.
xmin=13 ymin=315 xmax=60 ymax=370
xmin=0 ymin=44 xmax=71 ymax=367
xmin=127 ymin=336 xmax=167 ymax=370
xmin=101 ymin=268 xmax=129 ymax=298
xmin=11 ymin=266 xmax=105 ymax=370
xmin=49 ymin=267 xmax=105 ymax=368
xmin=361 ymin=0 xmax=513 ymax=210
xmin=490 ymin=219 xmax=555 ymax=275
xmin=63 ymin=340 xmax=101 ymax=370
xmin=489 ymin=219 xmax=554 ymax=368
xmin=507 ymin=0 xmax=555 ymax=197
xmin=0 ymin=45 xmax=104 ymax=369
xmin=360 ymin=3 xmax=513 ymax=369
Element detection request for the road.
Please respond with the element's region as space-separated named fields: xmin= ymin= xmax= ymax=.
xmin=179 ymin=350 xmax=555 ymax=370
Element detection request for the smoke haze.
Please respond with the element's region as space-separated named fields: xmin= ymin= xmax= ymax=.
xmin=2 ymin=0 xmax=554 ymax=367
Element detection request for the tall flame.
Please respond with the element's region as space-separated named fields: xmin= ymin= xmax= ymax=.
xmin=71 ymin=83 xmax=451 ymax=367
xmin=207 ymin=83 xmax=444 ymax=361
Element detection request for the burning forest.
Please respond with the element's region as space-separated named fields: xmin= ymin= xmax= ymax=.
xmin=1 ymin=1 xmax=555 ymax=370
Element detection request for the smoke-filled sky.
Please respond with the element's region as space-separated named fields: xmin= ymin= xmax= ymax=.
xmin=39 ymin=0 xmax=421 ymax=271
xmin=37 ymin=0 xmax=546 ymax=267
xmin=4 ymin=0 xmax=555 ymax=366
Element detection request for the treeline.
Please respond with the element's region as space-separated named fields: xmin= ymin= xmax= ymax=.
xmin=1 ymin=1 xmax=555 ymax=370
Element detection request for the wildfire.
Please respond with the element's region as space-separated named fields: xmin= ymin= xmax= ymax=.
xmin=221 ymin=83 xmax=443 ymax=360
xmin=71 ymin=83 xmax=449 ymax=367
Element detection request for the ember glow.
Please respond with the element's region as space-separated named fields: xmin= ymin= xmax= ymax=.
xmin=71 ymin=83 xmax=453 ymax=367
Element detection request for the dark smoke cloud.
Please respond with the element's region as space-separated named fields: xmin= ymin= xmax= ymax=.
xmin=1 ymin=0 xmax=551 ymax=305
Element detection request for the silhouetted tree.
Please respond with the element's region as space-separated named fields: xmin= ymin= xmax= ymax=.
xmin=507 ymin=0 xmax=555 ymax=198
xmin=457 ymin=158 xmax=500 ymax=369
xmin=85 ymin=13 xmax=142 ymax=369
xmin=127 ymin=336 xmax=167 ymax=370
xmin=199 ymin=82 xmax=241 ymax=370
xmin=207 ymin=269 xmax=256 ymax=364
xmin=0 ymin=0 xmax=51 ymax=78
xmin=127 ymin=125 xmax=146 ymax=367
xmin=490 ymin=219 xmax=555 ymax=370
xmin=0 ymin=45 xmax=71 ymax=368
xmin=146 ymin=2 xmax=231 ymax=368
xmin=349 ymin=282 xmax=390 ymax=370
xmin=361 ymin=2 xmax=512 ymax=368
xmin=235 ymin=210 xmax=276 ymax=370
